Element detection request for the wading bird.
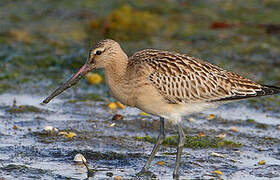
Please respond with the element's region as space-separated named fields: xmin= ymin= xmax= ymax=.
xmin=42 ymin=39 xmax=280 ymax=178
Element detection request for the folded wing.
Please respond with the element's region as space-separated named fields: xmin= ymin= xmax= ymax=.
xmin=130 ymin=49 xmax=276 ymax=104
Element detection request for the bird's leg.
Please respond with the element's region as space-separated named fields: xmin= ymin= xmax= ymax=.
xmin=173 ymin=123 xmax=185 ymax=179
xmin=141 ymin=117 xmax=165 ymax=172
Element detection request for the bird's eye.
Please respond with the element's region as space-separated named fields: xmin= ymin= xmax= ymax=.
xmin=96 ymin=50 xmax=102 ymax=55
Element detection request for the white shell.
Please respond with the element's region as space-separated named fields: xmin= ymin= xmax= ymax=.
xmin=74 ymin=153 xmax=86 ymax=163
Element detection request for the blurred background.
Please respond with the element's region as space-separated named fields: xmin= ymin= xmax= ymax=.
xmin=0 ymin=0 xmax=280 ymax=179
xmin=1 ymin=0 xmax=280 ymax=95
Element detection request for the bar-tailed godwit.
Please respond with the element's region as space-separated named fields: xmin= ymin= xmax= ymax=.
xmin=42 ymin=39 xmax=280 ymax=178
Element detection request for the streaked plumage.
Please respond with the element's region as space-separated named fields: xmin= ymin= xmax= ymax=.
xmin=128 ymin=49 xmax=278 ymax=103
xmin=42 ymin=39 xmax=280 ymax=178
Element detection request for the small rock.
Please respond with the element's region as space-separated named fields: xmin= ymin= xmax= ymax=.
xmin=58 ymin=131 xmax=68 ymax=136
xmin=230 ymin=127 xmax=238 ymax=132
xmin=106 ymin=172 xmax=114 ymax=177
xmin=44 ymin=126 xmax=54 ymax=131
xmin=216 ymin=133 xmax=226 ymax=139
xmin=109 ymin=123 xmax=116 ymax=127
xmin=112 ymin=114 xmax=124 ymax=121
xmin=229 ymin=158 xmax=238 ymax=163
xmin=211 ymin=152 xmax=226 ymax=158
xmin=187 ymin=117 xmax=196 ymax=122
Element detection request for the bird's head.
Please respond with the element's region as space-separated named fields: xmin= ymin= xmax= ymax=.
xmin=87 ymin=39 xmax=124 ymax=69
xmin=41 ymin=39 xmax=124 ymax=104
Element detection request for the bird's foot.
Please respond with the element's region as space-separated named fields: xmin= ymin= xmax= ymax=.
xmin=173 ymin=172 xmax=180 ymax=179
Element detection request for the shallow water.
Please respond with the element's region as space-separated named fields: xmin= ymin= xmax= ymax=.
xmin=0 ymin=94 xmax=279 ymax=179
xmin=205 ymin=106 xmax=280 ymax=125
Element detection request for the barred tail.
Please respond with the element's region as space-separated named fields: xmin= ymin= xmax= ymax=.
xmin=213 ymin=84 xmax=280 ymax=102
xmin=260 ymin=85 xmax=280 ymax=96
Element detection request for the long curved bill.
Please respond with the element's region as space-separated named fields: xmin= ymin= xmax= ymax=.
xmin=41 ymin=64 xmax=93 ymax=104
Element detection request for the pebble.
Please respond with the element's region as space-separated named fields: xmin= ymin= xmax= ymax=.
xmin=216 ymin=133 xmax=226 ymax=139
xmin=44 ymin=126 xmax=58 ymax=132
xmin=230 ymin=127 xmax=238 ymax=132
xmin=211 ymin=152 xmax=226 ymax=158
xmin=112 ymin=114 xmax=124 ymax=121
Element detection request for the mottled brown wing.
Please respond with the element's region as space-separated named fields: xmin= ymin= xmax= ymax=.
xmin=130 ymin=49 xmax=263 ymax=104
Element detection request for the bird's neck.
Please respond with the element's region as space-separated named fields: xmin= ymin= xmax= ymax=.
xmin=104 ymin=54 xmax=133 ymax=105
xmin=104 ymin=54 xmax=128 ymax=83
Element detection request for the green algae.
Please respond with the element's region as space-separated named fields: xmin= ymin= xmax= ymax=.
xmin=1 ymin=164 xmax=48 ymax=176
xmin=246 ymin=119 xmax=255 ymax=123
xmin=83 ymin=93 xmax=104 ymax=101
xmin=69 ymin=150 xmax=142 ymax=160
xmin=31 ymin=130 xmax=80 ymax=144
xmin=256 ymin=123 xmax=269 ymax=129
xmin=1 ymin=164 xmax=29 ymax=171
xmin=6 ymin=105 xmax=42 ymax=113
xmin=134 ymin=135 xmax=241 ymax=149
xmin=0 ymin=83 xmax=11 ymax=94
xmin=67 ymin=93 xmax=104 ymax=103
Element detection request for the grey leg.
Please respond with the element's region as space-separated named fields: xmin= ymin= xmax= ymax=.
xmin=173 ymin=123 xmax=185 ymax=179
xmin=141 ymin=117 xmax=165 ymax=172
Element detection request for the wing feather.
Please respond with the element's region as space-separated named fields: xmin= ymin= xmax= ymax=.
xmin=129 ymin=49 xmax=266 ymax=104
